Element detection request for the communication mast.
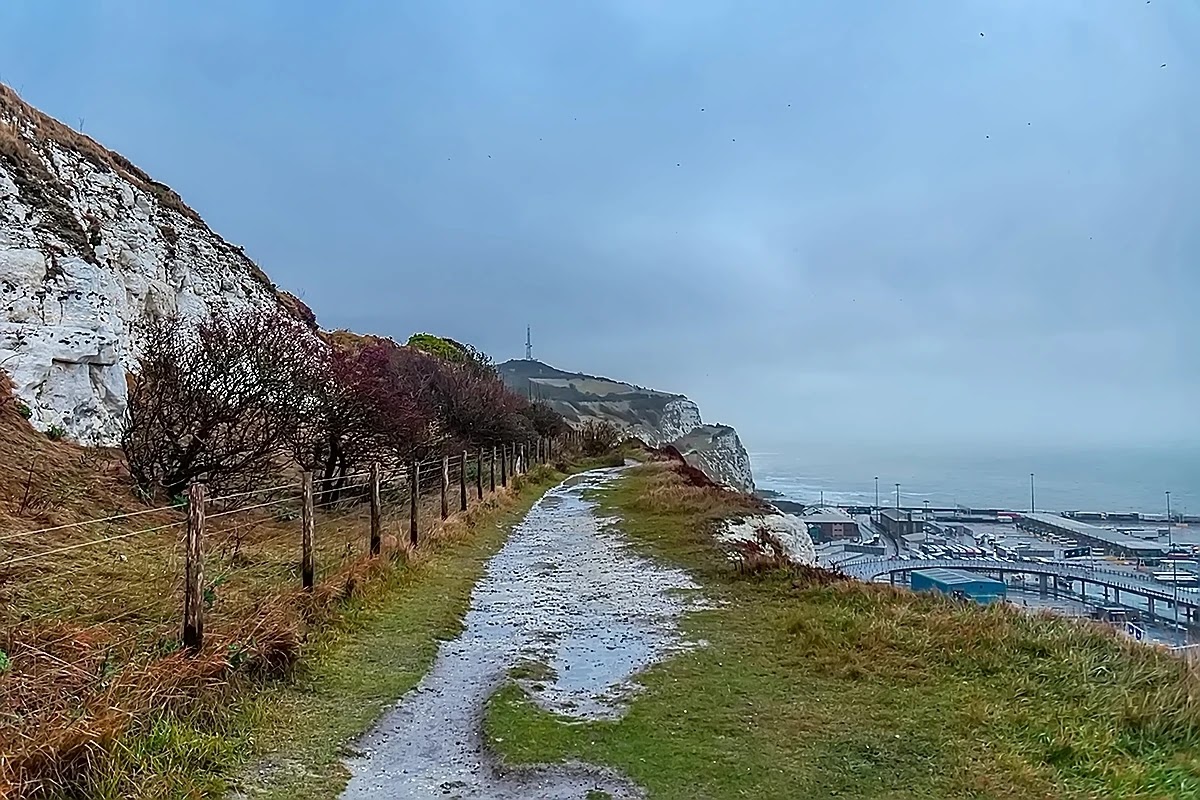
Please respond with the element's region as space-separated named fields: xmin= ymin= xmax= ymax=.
xmin=525 ymin=326 xmax=532 ymax=360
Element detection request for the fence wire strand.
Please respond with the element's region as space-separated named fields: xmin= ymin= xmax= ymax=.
xmin=0 ymin=503 xmax=181 ymax=544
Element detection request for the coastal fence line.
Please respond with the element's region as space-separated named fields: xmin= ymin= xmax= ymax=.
xmin=0 ymin=432 xmax=584 ymax=681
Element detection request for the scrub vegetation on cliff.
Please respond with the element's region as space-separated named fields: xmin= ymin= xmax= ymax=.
xmin=484 ymin=462 xmax=1200 ymax=799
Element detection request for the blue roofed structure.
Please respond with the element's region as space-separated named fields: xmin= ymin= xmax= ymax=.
xmin=910 ymin=568 xmax=1006 ymax=604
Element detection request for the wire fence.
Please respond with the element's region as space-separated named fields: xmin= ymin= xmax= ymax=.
xmin=0 ymin=433 xmax=580 ymax=764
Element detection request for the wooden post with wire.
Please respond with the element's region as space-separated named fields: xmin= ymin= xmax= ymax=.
xmin=369 ymin=461 xmax=382 ymax=557
xmin=301 ymin=471 xmax=315 ymax=591
xmin=500 ymin=444 xmax=508 ymax=487
xmin=459 ymin=451 xmax=468 ymax=512
xmin=440 ymin=455 xmax=450 ymax=519
xmin=490 ymin=446 xmax=496 ymax=492
xmin=477 ymin=447 xmax=484 ymax=500
xmin=520 ymin=443 xmax=526 ymax=474
xmin=183 ymin=482 xmax=206 ymax=651
xmin=409 ymin=460 xmax=419 ymax=546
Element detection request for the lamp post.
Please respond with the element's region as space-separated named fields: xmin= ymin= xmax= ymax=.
xmin=1167 ymin=490 xmax=1178 ymax=632
xmin=895 ymin=483 xmax=901 ymax=510
xmin=1030 ymin=473 xmax=1036 ymax=514
xmin=875 ymin=477 xmax=879 ymax=510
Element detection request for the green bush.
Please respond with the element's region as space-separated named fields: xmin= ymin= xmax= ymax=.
xmin=16 ymin=402 xmax=32 ymax=419
xmin=46 ymin=424 xmax=67 ymax=441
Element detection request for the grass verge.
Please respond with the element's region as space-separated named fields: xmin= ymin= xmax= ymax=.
xmin=229 ymin=465 xmax=567 ymax=799
xmin=483 ymin=462 xmax=1200 ymax=799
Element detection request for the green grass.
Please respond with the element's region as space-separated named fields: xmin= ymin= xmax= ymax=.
xmin=92 ymin=465 xmax=568 ymax=800
xmin=483 ymin=464 xmax=1200 ymax=799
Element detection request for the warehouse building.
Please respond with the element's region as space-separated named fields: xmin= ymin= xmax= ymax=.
xmin=878 ymin=508 xmax=920 ymax=537
xmin=801 ymin=508 xmax=859 ymax=542
xmin=910 ymin=568 xmax=1007 ymax=604
xmin=1018 ymin=513 xmax=1168 ymax=562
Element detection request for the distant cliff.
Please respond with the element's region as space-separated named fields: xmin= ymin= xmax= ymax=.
xmin=498 ymin=359 xmax=754 ymax=492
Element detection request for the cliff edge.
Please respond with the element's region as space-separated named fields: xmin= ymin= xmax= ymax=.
xmin=498 ymin=359 xmax=755 ymax=492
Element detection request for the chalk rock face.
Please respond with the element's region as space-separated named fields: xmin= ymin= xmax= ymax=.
xmin=718 ymin=514 xmax=817 ymax=566
xmin=497 ymin=359 xmax=756 ymax=492
xmin=671 ymin=423 xmax=756 ymax=494
xmin=653 ymin=398 xmax=703 ymax=443
xmin=0 ymin=84 xmax=307 ymax=444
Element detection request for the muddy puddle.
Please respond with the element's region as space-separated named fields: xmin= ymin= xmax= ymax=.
xmin=340 ymin=467 xmax=700 ymax=800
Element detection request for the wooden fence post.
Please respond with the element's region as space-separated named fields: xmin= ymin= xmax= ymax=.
xmin=409 ymin=461 xmax=419 ymax=546
xmin=459 ymin=451 xmax=468 ymax=512
xmin=369 ymin=461 xmax=382 ymax=557
xmin=520 ymin=443 xmax=527 ymax=474
xmin=477 ymin=447 xmax=484 ymax=500
xmin=500 ymin=444 xmax=508 ymax=487
xmin=490 ymin=446 xmax=496 ymax=492
xmin=182 ymin=483 xmax=206 ymax=651
xmin=440 ymin=455 xmax=449 ymax=520
xmin=301 ymin=471 xmax=315 ymax=591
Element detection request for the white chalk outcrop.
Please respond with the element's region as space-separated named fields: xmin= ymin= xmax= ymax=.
xmin=718 ymin=514 xmax=817 ymax=566
xmin=652 ymin=398 xmax=703 ymax=442
xmin=670 ymin=423 xmax=755 ymax=494
xmin=631 ymin=400 xmax=755 ymax=493
xmin=0 ymin=85 xmax=309 ymax=445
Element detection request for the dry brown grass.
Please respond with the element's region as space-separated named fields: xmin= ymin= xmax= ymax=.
xmin=618 ymin=462 xmax=765 ymax=520
xmin=0 ymin=420 xmax=540 ymax=797
xmin=0 ymin=83 xmax=199 ymax=224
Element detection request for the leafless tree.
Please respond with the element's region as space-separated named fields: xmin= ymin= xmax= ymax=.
xmin=123 ymin=306 xmax=325 ymax=498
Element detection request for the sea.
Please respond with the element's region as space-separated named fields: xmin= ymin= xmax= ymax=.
xmin=751 ymin=443 xmax=1200 ymax=519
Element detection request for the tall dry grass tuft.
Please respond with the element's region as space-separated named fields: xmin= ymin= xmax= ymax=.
xmin=779 ymin=578 xmax=1200 ymax=742
xmin=623 ymin=462 xmax=765 ymax=521
xmin=0 ymin=608 xmax=303 ymax=797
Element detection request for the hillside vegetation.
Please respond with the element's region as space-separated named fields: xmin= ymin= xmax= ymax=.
xmin=485 ymin=462 xmax=1200 ymax=799
xmin=0 ymin=323 xmax=574 ymax=798
xmin=498 ymin=359 xmax=681 ymax=429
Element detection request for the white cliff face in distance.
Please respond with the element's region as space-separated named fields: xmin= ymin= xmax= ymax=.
xmin=0 ymin=85 xmax=307 ymax=445
xmin=497 ymin=361 xmax=757 ymax=493
xmin=632 ymin=399 xmax=755 ymax=493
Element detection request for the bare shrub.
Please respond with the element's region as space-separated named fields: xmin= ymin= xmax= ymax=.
xmin=580 ymin=419 xmax=621 ymax=456
xmin=122 ymin=307 xmax=325 ymax=497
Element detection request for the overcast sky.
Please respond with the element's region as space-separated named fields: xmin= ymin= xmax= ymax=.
xmin=2 ymin=1 xmax=1197 ymax=451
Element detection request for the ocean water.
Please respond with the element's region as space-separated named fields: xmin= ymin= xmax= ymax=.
xmin=752 ymin=443 xmax=1200 ymax=517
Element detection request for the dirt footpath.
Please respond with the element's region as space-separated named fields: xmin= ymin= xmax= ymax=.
xmin=340 ymin=467 xmax=700 ymax=799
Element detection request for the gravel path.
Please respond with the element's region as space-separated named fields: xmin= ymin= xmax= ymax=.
xmin=340 ymin=467 xmax=701 ymax=799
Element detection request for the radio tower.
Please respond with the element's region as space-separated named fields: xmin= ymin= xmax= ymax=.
xmin=525 ymin=326 xmax=532 ymax=361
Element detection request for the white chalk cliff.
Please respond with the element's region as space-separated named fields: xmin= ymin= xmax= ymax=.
xmin=497 ymin=360 xmax=756 ymax=492
xmin=0 ymin=85 xmax=310 ymax=445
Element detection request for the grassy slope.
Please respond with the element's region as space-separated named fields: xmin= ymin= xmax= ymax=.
xmin=484 ymin=464 xmax=1200 ymax=799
